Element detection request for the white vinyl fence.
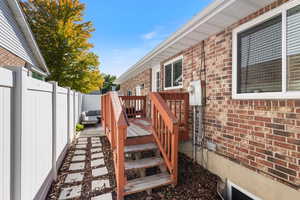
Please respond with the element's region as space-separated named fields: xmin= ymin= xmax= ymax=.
xmin=82 ymin=94 xmax=101 ymax=112
xmin=0 ymin=68 xmax=13 ymax=200
xmin=0 ymin=67 xmax=82 ymax=200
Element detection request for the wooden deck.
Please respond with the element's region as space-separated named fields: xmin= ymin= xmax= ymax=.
xmin=126 ymin=118 xmax=154 ymax=145
xmin=127 ymin=118 xmax=151 ymax=138
xmin=102 ymin=92 xmax=189 ymax=200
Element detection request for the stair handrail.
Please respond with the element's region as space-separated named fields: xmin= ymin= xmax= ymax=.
xmin=149 ymin=92 xmax=179 ymax=185
xmin=101 ymin=92 xmax=127 ymax=199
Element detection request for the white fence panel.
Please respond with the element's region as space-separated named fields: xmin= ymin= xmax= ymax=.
xmin=0 ymin=68 xmax=13 ymax=200
xmin=0 ymin=67 xmax=82 ymax=199
xmin=22 ymin=77 xmax=53 ymax=199
xmin=82 ymin=94 xmax=101 ymax=111
xmin=56 ymin=86 xmax=68 ymax=159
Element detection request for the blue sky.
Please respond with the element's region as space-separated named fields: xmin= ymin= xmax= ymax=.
xmin=80 ymin=0 xmax=213 ymax=77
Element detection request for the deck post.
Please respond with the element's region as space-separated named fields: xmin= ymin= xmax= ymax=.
xmin=172 ymin=124 xmax=179 ymax=185
xmin=116 ymin=125 xmax=126 ymax=200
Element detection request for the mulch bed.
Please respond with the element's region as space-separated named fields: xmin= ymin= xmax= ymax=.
xmin=101 ymin=137 xmax=221 ymax=200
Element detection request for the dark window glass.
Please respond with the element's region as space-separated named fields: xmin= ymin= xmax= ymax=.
xmin=237 ymin=15 xmax=282 ymax=93
xmin=232 ymin=187 xmax=254 ymax=200
xmin=165 ymin=64 xmax=172 ymax=88
xmin=287 ymin=5 xmax=300 ymax=91
xmin=156 ymin=71 xmax=160 ymax=91
xmin=173 ymin=60 xmax=183 ymax=87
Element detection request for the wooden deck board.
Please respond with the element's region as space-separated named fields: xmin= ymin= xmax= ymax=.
xmin=124 ymin=172 xmax=172 ymax=195
xmin=125 ymin=157 xmax=163 ymax=170
xmin=124 ymin=143 xmax=157 ymax=153
xmin=127 ymin=118 xmax=152 ymax=138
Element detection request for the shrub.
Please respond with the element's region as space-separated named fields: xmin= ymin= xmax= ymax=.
xmin=76 ymin=124 xmax=84 ymax=132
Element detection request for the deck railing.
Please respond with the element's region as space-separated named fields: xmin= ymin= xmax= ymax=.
xmin=101 ymin=92 xmax=128 ymax=200
xmin=149 ymin=92 xmax=179 ymax=185
xmin=159 ymin=92 xmax=189 ymax=140
xmin=120 ymin=95 xmax=147 ymax=118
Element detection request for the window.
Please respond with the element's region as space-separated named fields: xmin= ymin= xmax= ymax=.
xmin=127 ymin=90 xmax=132 ymax=96
xmin=156 ymin=71 xmax=160 ymax=91
xmin=164 ymin=57 xmax=183 ymax=89
xmin=227 ymin=181 xmax=262 ymax=200
xmin=287 ymin=5 xmax=300 ymax=91
xmin=233 ymin=1 xmax=300 ymax=99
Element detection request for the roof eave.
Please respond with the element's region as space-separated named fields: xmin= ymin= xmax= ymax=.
xmin=7 ymin=0 xmax=50 ymax=75
xmin=116 ymin=0 xmax=274 ymax=84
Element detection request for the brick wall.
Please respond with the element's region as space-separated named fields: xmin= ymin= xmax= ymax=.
xmin=120 ymin=68 xmax=152 ymax=96
xmin=158 ymin=0 xmax=300 ymax=187
xmin=0 ymin=47 xmax=26 ymax=67
xmin=120 ymin=0 xmax=300 ymax=187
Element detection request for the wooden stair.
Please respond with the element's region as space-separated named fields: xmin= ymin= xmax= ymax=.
xmin=124 ymin=143 xmax=157 ymax=153
xmin=125 ymin=157 xmax=164 ymax=170
xmin=102 ymin=92 xmax=185 ymax=200
xmin=123 ymin=143 xmax=172 ymax=196
xmin=124 ymin=172 xmax=172 ymax=195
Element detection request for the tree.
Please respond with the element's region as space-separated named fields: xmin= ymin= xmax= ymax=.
xmin=21 ymin=0 xmax=104 ymax=93
xmin=101 ymin=74 xmax=119 ymax=94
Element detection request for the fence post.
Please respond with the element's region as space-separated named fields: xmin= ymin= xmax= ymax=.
xmin=73 ymin=91 xmax=76 ymax=129
xmin=51 ymin=81 xmax=58 ymax=181
xmin=6 ymin=67 xmax=28 ymax=200
xmin=67 ymin=88 xmax=72 ymax=143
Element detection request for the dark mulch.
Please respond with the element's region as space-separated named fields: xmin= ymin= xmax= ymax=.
xmin=101 ymin=137 xmax=221 ymax=200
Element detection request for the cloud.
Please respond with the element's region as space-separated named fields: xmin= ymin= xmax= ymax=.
xmin=141 ymin=31 xmax=157 ymax=40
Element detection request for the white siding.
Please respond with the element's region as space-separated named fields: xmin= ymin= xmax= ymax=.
xmin=0 ymin=68 xmax=13 ymax=200
xmin=0 ymin=0 xmax=37 ymax=66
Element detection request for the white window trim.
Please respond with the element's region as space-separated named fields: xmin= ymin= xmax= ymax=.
xmin=227 ymin=180 xmax=262 ymax=200
xmin=232 ymin=0 xmax=300 ymax=100
xmin=164 ymin=55 xmax=183 ymax=90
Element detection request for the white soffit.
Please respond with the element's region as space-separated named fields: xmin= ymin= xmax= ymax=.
xmin=115 ymin=0 xmax=274 ymax=84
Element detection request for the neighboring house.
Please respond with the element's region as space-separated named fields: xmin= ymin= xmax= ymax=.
xmin=115 ymin=0 xmax=300 ymax=199
xmin=0 ymin=0 xmax=49 ymax=77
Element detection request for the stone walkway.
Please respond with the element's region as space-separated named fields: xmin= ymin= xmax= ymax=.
xmin=47 ymin=126 xmax=114 ymax=200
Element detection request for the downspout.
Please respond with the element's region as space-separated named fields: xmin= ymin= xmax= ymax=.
xmin=200 ymin=40 xmax=207 ymax=166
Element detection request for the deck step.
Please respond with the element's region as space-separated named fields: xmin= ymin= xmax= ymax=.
xmin=125 ymin=157 xmax=164 ymax=170
xmin=124 ymin=172 xmax=172 ymax=195
xmin=125 ymin=143 xmax=157 ymax=153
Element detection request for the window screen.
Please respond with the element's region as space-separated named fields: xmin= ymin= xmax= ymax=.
xmin=165 ymin=64 xmax=172 ymax=88
xmin=287 ymin=5 xmax=300 ymax=91
xmin=173 ymin=60 xmax=183 ymax=87
xmin=237 ymin=15 xmax=282 ymax=93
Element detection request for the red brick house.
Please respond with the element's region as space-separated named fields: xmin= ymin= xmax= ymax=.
xmin=0 ymin=0 xmax=49 ymax=77
xmin=115 ymin=0 xmax=300 ymax=199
